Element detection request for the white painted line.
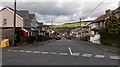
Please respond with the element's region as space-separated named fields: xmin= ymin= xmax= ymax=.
xmin=19 ymin=50 xmax=25 ymax=52
xmin=95 ymin=55 xmax=105 ymax=59
xmin=82 ymin=54 xmax=92 ymax=57
xmin=41 ymin=52 xmax=49 ymax=54
xmin=8 ymin=50 xmax=12 ymax=51
xmin=50 ymin=52 xmax=57 ymax=55
xmin=110 ymin=56 xmax=120 ymax=60
xmin=60 ymin=53 xmax=68 ymax=55
xmin=33 ymin=51 xmax=40 ymax=54
xmin=68 ymin=47 xmax=73 ymax=55
xmin=13 ymin=50 xmax=18 ymax=52
xmin=25 ymin=51 xmax=32 ymax=53
xmin=72 ymin=53 xmax=80 ymax=56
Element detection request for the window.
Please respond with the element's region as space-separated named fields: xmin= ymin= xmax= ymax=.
xmin=3 ymin=19 xmax=7 ymax=26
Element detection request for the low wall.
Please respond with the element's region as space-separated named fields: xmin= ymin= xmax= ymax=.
xmin=0 ymin=28 xmax=13 ymax=45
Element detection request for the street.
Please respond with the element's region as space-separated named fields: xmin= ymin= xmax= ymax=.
xmin=2 ymin=37 xmax=119 ymax=65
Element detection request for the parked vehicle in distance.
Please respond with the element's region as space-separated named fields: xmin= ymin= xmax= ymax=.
xmin=65 ymin=35 xmax=71 ymax=39
xmin=55 ymin=35 xmax=61 ymax=40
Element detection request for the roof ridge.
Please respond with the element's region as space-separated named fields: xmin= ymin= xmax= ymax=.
xmin=17 ymin=10 xmax=29 ymax=12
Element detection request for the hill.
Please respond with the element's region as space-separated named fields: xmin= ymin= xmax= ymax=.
xmin=50 ymin=22 xmax=87 ymax=31
xmin=51 ymin=22 xmax=86 ymax=28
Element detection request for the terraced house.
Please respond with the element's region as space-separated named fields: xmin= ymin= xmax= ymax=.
xmin=0 ymin=6 xmax=33 ymax=45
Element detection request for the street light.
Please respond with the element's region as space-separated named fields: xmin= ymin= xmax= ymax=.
xmin=13 ymin=0 xmax=16 ymax=46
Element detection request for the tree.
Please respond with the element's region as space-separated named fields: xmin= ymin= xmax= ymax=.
xmin=105 ymin=11 xmax=120 ymax=35
xmin=99 ymin=11 xmax=120 ymax=45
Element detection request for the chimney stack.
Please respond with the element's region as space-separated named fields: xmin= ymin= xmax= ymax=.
xmin=105 ymin=9 xmax=111 ymax=15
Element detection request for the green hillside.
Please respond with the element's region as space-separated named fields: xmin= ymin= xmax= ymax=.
xmin=51 ymin=22 xmax=86 ymax=28
xmin=50 ymin=22 xmax=86 ymax=31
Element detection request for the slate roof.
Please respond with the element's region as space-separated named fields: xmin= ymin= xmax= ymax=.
xmin=1 ymin=6 xmax=29 ymax=19
xmin=17 ymin=10 xmax=29 ymax=18
xmin=115 ymin=7 xmax=120 ymax=13
xmin=92 ymin=14 xmax=108 ymax=23
xmin=83 ymin=22 xmax=93 ymax=27
xmin=29 ymin=14 xmax=35 ymax=20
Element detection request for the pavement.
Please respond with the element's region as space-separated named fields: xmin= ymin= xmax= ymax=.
xmin=2 ymin=39 xmax=55 ymax=51
xmin=75 ymin=39 xmax=120 ymax=54
xmin=2 ymin=37 xmax=120 ymax=65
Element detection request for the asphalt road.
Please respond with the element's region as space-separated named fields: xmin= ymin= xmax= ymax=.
xmin=2 ymin=37 xmax=120 ymax=65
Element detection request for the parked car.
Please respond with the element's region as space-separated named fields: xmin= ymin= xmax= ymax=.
xmin=65 ymin=35 xmax=71 ymax=39
xmin=55 ymin=35 xmax=61 ymax=40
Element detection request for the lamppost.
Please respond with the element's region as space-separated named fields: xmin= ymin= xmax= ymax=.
xmin=13 ymin=0 xmax=16 ymax=46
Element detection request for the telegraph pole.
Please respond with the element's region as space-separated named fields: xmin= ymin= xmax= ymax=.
xmin=13 ymin=0 xmax=16 ymax=46
xmin=51 ymin=19 xmax=54 ymax=25
xmin=79 ymin=18 xmax=81 ymax=40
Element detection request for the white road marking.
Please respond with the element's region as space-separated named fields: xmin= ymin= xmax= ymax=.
xmin=68 ymin=47 xmax=73 ymax=55
xmin=8 ymin=50 xmax=12 ymax=51
xmin=19 ymin=50 xmax=25 ymax=52
xmin=60 ymin=53 xmax=68 ymax=55
xmin=50 ymin=52 xmax=57 ymax=55
xmin=13 ymin=50 xmax=18 ymax=52
xmin=82 ymin=54 xmax=92 ymax=57
xmin=110 ymin=56 xmax=120 ymax=60
xmin=95 ymin=55 xmax=105 ymax=58
xmin=41 ymin=52 xmax=48 ymax=54
xmin=72 ymin=53 xmax=80 ymax=56
xmin=8 ymin=49 xmax=120 ymax=60
xmin=25 ymin=51 xmax=32 ymax=53
xmin=33 ymin=51 xmax=40 ymax=54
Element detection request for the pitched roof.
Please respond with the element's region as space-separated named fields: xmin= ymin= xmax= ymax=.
xmin=17 ymin=10 xmax=29 ymax=18
xmin=0 ymin=6 xmax=23 ymax=19
xmin=1 ymin=6 xmax=29 ymax=19
xmin=29 ymin=14 xmax=35 ymax=20
xmin=0 ymin=6 xmax=13 ymax=12
xmin=115 ymin=7 xmax=120 ymax=11
xmin=6 ymin=6 xmax=14 ymax=11
xmin=83 ymin=22 xmax=92 ymax=27
xmin=115 ymin=7 xmax=120 ymax=13
xmin=92 ymin=14 xmax=108 ymax=22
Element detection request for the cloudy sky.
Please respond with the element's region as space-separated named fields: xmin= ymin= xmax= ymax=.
xmin=0 ymin=0 xmax=119 ymax=25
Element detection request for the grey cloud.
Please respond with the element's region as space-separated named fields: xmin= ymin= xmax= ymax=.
xmin=3 ymin=2 xmax=118 ymax=25
xmin=16 ymin=2 xmax=79 ymax=16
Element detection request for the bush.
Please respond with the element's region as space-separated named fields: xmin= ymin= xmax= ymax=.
xmin=100 ymin=39 xmax=120 ymax=46
xmin=100 ymin=39 xmax=112 ymax=46
xmin=25 ymin=36 xmax=35 ymax=43
xmin=35 ymin=35 xmax=52 ymax=42
xmin=100 ymin=27 xmax=120 ymax=46
xmin=99 ymin=11 xmax=120 ymax=46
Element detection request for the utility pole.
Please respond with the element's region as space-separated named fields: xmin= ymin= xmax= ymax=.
xmin=13 ymin=0 xmax=16 ymax=46
xmin=51 ymin=19 xmax=53 ymax=25
xmin=79 ymin=18 xmax=81 ymax=40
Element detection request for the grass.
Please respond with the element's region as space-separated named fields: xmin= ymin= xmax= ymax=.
xmin=50 ymin=22 xmax=86 ymax=31
xmin=100 ymin=39 xmax=120 ymax=46
xmin=50 ymin=22 xmax=86 ymax=28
